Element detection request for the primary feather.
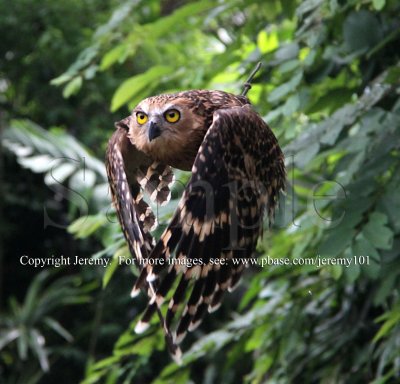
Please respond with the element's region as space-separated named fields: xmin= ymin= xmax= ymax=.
xmin=106 ymin=89 xmax=285 ymax=359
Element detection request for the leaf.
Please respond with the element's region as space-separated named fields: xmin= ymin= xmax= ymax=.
xmin=0 ymin=328 xmax=21 ymax=350
xmin=84 ymin=65 xmax=98 ymax=80
xmin=352 ymin=235 xmax=381 ymax=279
xmin=70 ymin=168 xmax=97 ymax=190
xmin=44 ymin=162 xmax=77 ymax=185
xmin=50 ymin=72 xmax=73 ymax=86
xmin=257 ymin=30 xmax=279 ymax=54
xmin=373 ymin=267 xmax=398 ymax=305
xmin=372 ymin=0 xmax=385 ymax=11
xmin=363 ymin=212 xmax=394 ymax=250
xmin=111 ymin=66 xmax=172 ymax=111
xmin=306 ymin=88 xmax=353 ymax=115
xmin=285 ymin=71 xmax=391 ymax=155
xmin=18 ymin=155 xmax=59 ymax=173
xmin=43 ymin=317 xmax=73 ymax=342
xmin=68 ymin=214 xmax=108 ymax=238
xmin=330 ymin=264 xmax=343 ymax=280
xmin=140 ymin=0 xmax=215 ymax=39
xmin=385 ymin=66 xmax=400 ymax=85
xmin=22 ymin=271 xmax=50 ymax=321
xmin=296 ymin=0 xmax=324 ymax=18
xmin=102 ymin=255 xmax=119 ymax=288
xmin=343 ymin=248 xmax=361 ymax=283
xmin=320 ymin=105 xmax=355 ymax=145
xmin=273 ymin=42 xmax=299 ymax=64
xmin=17 ymin=328 xmax=28 ymax=360
xmin=278 ymin=59 xmax=300 ymax=74
xmin=100 ymin=44 xmax=134 ymax=71
xmin=29 ymin=329 xmax=49 ymax=372
xmin=116 ymin=336 xmax=158 ymax=357
xmin=63 ymin=76 xmax=83 ymax=98
xmin=89 ymin=356 xmax=118 ymax=374
xmin=181 ymin=330 xmax=233 ymax=364
xmin=319 ymin=225 xmax=355 ymax=258
xmin=282 ymin=93 xmax=300 ymax=116
xmin=95 ymin=0 xmax=140 ymax=38
xmin=268 ymin=71 xmax=302 ymax=103
xmin=373 ymin=304 xmax=400 ymax=342
xmin=343 ymin=11 xmax=382 ymax=53
xmin=380 ymin=176 xmax=400 ymax=233
xmin=294 ymin=142 xmax=319 ymax=168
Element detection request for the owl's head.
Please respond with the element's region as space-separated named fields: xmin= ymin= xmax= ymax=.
xmin=115 ymin=93 xmax=205 ymax=168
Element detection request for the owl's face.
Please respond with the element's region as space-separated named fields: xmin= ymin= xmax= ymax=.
xmin=132 ymin=100 xmax=184 ymax=143
xmin=122 ymin=94 xmax=205 ymax=168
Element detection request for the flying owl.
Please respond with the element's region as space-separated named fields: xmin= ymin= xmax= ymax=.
xmin=106 ymin=76 xmax=285 ymax=360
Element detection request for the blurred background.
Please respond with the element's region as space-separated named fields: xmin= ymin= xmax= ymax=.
xmin=0 ymin=0 xmax=399 ymax=383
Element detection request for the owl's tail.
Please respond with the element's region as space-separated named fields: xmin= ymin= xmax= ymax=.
xmin=133 ymin=278 xmax=182 ymax=363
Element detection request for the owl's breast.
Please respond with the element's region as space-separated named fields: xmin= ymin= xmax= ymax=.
xmin=143 ymin=127 xmax=205 ymax=171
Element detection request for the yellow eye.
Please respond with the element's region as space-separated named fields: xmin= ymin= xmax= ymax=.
xmin=136 ymin=112 xmax=148 ymax=125
xmin=164 ymin=109 xmax=180 ymax=123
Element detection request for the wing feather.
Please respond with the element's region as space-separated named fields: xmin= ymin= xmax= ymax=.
xmin=106 ymin=125 xmax=175 ymax=262
xmin=106 ymin=125 xmax=182 ymax=359
xmin=134 ymin=105 xmax=285 ymax=347
xmin=106 ymin=127 xmax=150 ymax=262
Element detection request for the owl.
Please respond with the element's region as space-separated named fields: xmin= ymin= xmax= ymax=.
xmin=106 ymin=80 xmax=285 ymax=361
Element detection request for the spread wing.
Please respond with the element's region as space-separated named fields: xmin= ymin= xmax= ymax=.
xmin=133 ymin=105 xmax=285 ymax=346
xmin=105 ymin=122 xmax=174 ymax=266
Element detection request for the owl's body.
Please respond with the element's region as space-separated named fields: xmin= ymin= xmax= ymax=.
xmin=106 ymin=89 xmax=285 ymax=360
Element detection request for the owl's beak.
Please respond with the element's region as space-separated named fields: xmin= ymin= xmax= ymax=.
xmin=148 ymin=121 xmax=161 ymax=142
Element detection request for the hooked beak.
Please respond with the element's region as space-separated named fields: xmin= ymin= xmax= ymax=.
xmin=148 ymin=121 xmax=161 ymax=142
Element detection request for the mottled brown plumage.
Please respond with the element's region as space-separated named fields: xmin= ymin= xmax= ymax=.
xmin=106 ymin=89 xmax=285 ymax=361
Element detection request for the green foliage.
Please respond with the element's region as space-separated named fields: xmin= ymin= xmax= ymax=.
xmin=2 ymin=119 xmax=108 ymax=223
xmin=1 ymin=0 xmax=400 ymax=383
xmin=0 ymin=270 xmax=90 ymax=377
xmin=111 ymin=65 xmax=173 ymax=111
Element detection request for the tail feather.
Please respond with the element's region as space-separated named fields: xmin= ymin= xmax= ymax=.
xmin=166 ymin=274 xmax=190 ymax=329
xmin=174 ymin=276 xmax=206 ymax=344
xmin=189 ymin=268 xmax=218 ymax=331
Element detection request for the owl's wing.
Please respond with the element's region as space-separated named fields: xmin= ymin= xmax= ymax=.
xmin=133 ymin=105 xmax=285 ymax=346
xmin=106 ymin=122 xmax=174 ymax=266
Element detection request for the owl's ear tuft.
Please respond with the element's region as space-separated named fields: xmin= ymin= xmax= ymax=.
xmin=115 ymin=116 xmax=131 ymax=131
